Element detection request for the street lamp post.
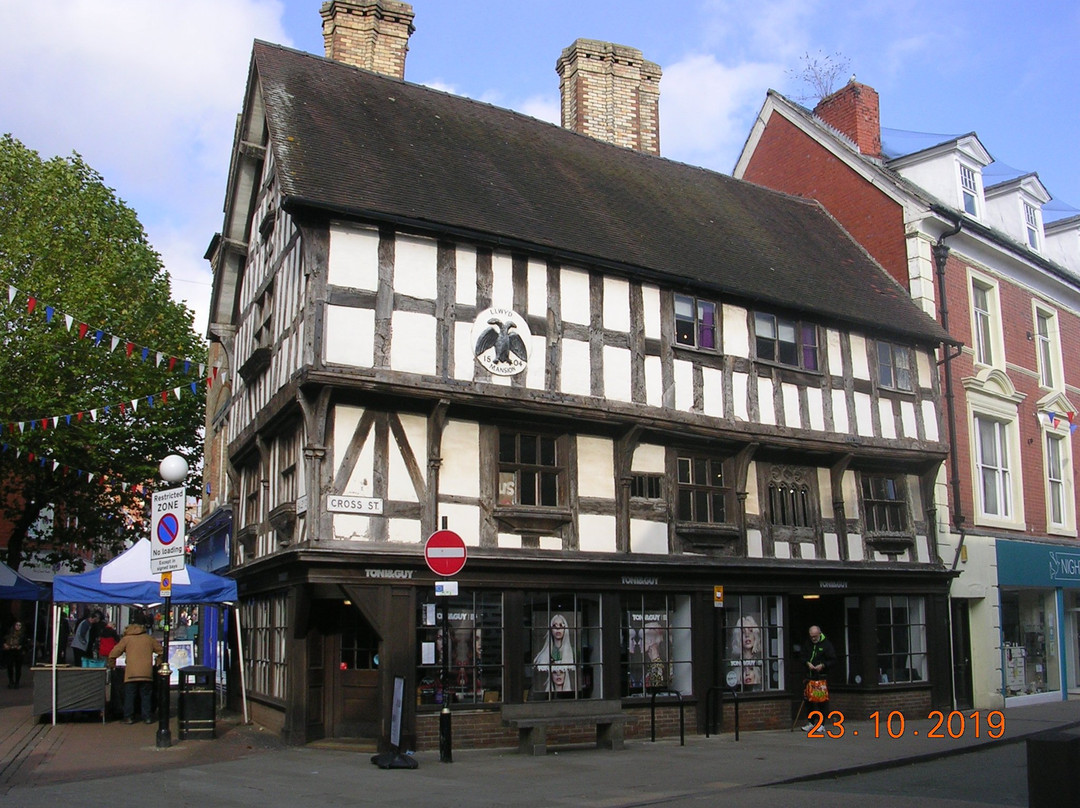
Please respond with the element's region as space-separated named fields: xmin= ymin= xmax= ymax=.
xmin=156 ymin=454 xmax=188 ymax=750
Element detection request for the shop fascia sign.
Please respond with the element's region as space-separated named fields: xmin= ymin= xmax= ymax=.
xmin=1049 ymin=551 xmax=1080 ymax=582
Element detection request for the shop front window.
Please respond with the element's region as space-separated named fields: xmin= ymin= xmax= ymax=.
xmin=621 ymin=594 xmax=692 ymax=697
xmin=723 ymin=595 xmax=784 ymax=693
xmin=1001 ymin=589 xmax=1060 ymax=697
xmin=876 ymin=595 xmax=927 ymax=684
xmin=416 ymin=592 xmax=503 ymax=706
xmin=524 ymin=593 xmax=602 ymax=700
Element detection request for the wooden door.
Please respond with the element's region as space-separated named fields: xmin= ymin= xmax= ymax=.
xmin=331 ymin=602 xmax=382 ymax=738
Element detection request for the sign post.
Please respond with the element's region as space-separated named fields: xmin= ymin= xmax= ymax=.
xmin=151 ymin=486 xmax=187 ymax=574
xmin=425 ymin=528 xmax=466 ymax=764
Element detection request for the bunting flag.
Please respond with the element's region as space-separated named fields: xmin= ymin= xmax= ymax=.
xmin=1043 ymin=410 xmax=1078 ymax=430
xmin=3 ymin=279 xmax=215 ymax=378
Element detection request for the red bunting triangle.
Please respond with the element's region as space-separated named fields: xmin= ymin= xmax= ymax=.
xmin=168 ymin=357 xmax=177 ymax=371
xmin=78 ymin=323 xmax=89 ymax=339
xmin=207 ymin=374 xmax=213 ymax=389
xmin=126 ymin=342 xmax=134 ymax=357
xmin=28 ymin=296 xmax=37 ymax=314
xmin=161 ymin=391 xmax=168 ymax=404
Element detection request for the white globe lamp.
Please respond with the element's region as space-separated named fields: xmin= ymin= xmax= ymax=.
xmin=159 ymin=454 xmax=189 ymax=484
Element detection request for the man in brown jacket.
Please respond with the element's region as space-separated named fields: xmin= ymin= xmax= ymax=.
xmin=108 ymin=619 xmax=163 ymax=724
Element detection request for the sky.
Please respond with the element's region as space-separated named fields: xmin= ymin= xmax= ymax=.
xmin=2 ymin=0 xmax=1078 ymax=337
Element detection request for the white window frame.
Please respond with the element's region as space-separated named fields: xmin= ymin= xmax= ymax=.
xmin=967 ymin=271 xmax=1005 ymax=370
xmin=975 ymin=417 xmax=1012 ymax=519
xmin=1024 ymin=200 xmax=1041 ymax=251
xmin=1033 ymin=304 xmax=1062 ymax=390
xmin=876 ymin=340 xmax=914 ymax=392
xmin=959 ymin=163 xmax=980 ymax=217
xmin=1041 ymin=415 xmax=1077 ymax=537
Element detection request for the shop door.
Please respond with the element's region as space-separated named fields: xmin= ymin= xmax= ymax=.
xmin=951 ymin=600 xmax=973 ymax=710
xmin=330 ymin=602 xmax=381 ymax=738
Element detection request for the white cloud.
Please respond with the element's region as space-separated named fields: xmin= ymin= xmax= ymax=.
xmin=518 ymin=95 xmax=560 ymax=126
xmin=660 ymin=54 xmax=784 ymax=173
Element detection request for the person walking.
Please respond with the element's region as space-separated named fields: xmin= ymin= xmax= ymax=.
xmin=4 ymin=620 xmax=28 ymax=688
xmin=70 ymin=610 xmax=101 ymax=667
xmin=800 ymin=624 xmax=836 ymax=732
xmin=107 ymin=618 xmax=163 ymax=724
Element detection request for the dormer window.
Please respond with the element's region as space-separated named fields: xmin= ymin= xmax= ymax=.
xmin=960 ymin=164 xmax=979 ymax=216
xmin=1024 ymin=201 xmax=1040 ymax=250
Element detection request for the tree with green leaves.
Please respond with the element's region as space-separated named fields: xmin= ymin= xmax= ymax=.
xmin=0 ymin=134 xmax=206 ymax=572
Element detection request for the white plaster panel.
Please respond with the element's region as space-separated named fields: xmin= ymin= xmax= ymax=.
xmin=723 ymin=304 xmax=749 ymax=357
xmin=744 ymin=462 xmax=760 ymax=515
xmin=526 ymin=335 xmax=546 ymax=390
xmin=674 ymin=359 xmax=694 ymax=412
xmin=746 ymin=529 xmax=764 ymax=558
xmin=901 ymin=401 xmax=918 ymax=439
xmin=603 ymin=277 xmax=631 ymax=332
xmin=393 ymin=234 xmax=438 ymax=301
xmin=702 ymin=367 xmax=724 ymax=418
xmin=916 ymin=535 xmax=931 ymax=563
xmin=436 ymin=503 xmax=481 ymax=545
xmin=782 ymin=383 xmax=801 ymax=428
xmin=917 ymin=349 xmax=932 ymax=388
xmin=807 ymin=387 xmax=825 ymax=431
xmin=491 ymin=251 xmax=513 ymax=308
xmin=387 ymin=413 xmax=427 ymax=502
xmin=454 ymin=321 xmax=475 ymax=382
xmin=774 ymin=541 xmax=791 ymax=559
xmin=539 ymin=536 xmax=563 ymax=550
xmin=847 ymin=535 xmax=865 ymax=561
xmin=497 ymin=533 xmax=522 ymax=549
xmin=818 ymin=467 xmax=833 ymax=519
xmin=489 ymin=373 xmax=511 ymax=387
xmin=827 ymin=329 xmax=844 ymax=377
xmin=878 ymin=399 xmax=897 ymax=439
xmin=832 ymin=389 xmax=850 ymax=433
xmin=757 ymin=376 xmax=776 ymax=425
xmin=387 ymin=518 xmax=421 ymax=543
xmin=630 ymin=519 xmax=669 ymax=554
xmin=561 ymin=339 xmax=591 ymax=396
xmin=733 ymin=372 xmax=749 ymax=421
xmin=527 ymin=259 xmax=547 ymax=317
xmin=440 ymin=421 xmax=480 ymax=498
xmin=603 ymin=345 xmax=632 ymax=402
xmin=579 ymin=514 xmax=617 ymax=552
xmin=645 ymin=355 xmax=662 ymax=407
xmin=854 ymin=391 xmax=874 ymax=436
xmin=843 ymin=470 xmax=859 ymax=518
xmin=642 ymin=284 xmax=661 ymax=340
xmin=801 ymin=544 xmax=817 ymax=560
xmin=328 ymin=223 xmax=378 ymax=289
xmin=390 ymin=311 xmax=436 ymax=375
xmin=850 ymin=334 xmax=870 ymax=380
xmin=325 ymin=306 xmax=374 ymax=367
xmin=824 ymin=533 xmax=840 ymax=560
xmin=332 ymin=514 xmax=372 ymax=540
xmin=333 ymin=405 xmax=363 ymax=469
xmin=560 ymin=267 xmax=591 ymax=325
xmin=922 ymin=400 xmax=939 ymax=441
xmin=456 ymin=246 xmax=477 ymax=306
xmin=632 ymin=444 xmax=665 ymax=473
xmin=578 ymin=436 xmax=615 ymax=499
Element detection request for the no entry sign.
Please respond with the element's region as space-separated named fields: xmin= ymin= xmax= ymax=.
xmin=424 ymin=530 xmax=467 ymax=577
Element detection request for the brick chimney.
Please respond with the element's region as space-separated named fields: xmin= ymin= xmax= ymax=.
xmin=319 ymin=0 xmax=415 ymax=80
xmin=813 ymin=81 xmax=881 ymax=159
xmin=556 ymin=39 xmax=661 ymax=156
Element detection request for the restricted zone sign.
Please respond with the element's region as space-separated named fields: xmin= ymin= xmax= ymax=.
xmin=151 ymin=486 xmax=187 ymax=574
xmin=424 ymin=530 xmax=467 ymax=577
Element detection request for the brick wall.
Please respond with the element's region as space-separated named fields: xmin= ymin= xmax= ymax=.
xmin=320 ymin=0 xmax=415 ymax=80
xmin=741 ymin=114 xmax=907 ymax=284
xmin=556 ymin=39 xmax=661 ymax=156
xmin=814 ymin=82 xmax=882 ymax=159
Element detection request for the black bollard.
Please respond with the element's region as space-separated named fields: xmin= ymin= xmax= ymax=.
xmin=1027 ymin=731 xmax=1080 ymax=808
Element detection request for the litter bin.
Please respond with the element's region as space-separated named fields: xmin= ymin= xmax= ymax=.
xmin=177 ymin=666 xmax=216 ymax=740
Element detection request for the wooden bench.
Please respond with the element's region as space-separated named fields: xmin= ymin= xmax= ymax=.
xmin=501 ymin=701 xmax=630 ymax=755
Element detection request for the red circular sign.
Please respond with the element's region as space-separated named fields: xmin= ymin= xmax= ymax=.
xmin=425 ymin=530 xmax=467 ymax=577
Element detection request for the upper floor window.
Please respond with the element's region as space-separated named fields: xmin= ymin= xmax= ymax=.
xmin=876 ymin=342 xmax=913 ymax=392
xmin=1024 ymin=201 xmax=1040 ymax=250
xmin=498 ymin=432 xmax=563 ymax=507
xmin=631 ymin=473 xmax=663 ymax=500
xmin=1034 ymin=308 xmax=1061 ymax=389
xmin=674 ymin=294 xmax=717 ymax=350
xmin=754 ymin=312 xmax=818 ymax=371
xmin=960 ymin=164 xmax=979 ymax=216
xmin=860 ymin=475 xmax=909 ymax=534
xmin=768 ymin=480 xmax=813 ymax=528
xmin=1047 ymin=433 xmax=1066 ymax=528
xmin=975 ymin=416 xmax=1012 ymax=518
xmin=676 ymin=456 xmax=730 ymax=524
xmin=971 ymin=280 xmax=996 ymax=366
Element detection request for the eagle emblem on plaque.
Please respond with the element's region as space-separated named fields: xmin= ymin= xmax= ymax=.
xmin=472 ymin=307 xmax=531 ymax=376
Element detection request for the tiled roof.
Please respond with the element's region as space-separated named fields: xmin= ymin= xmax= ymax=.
xmin=253 ymin=42 xmax=949 ymax=346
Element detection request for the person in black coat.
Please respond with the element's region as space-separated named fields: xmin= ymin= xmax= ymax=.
xmin=800 ymin=624 xmax=837 ymax=731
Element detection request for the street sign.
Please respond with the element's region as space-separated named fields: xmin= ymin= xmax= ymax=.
xmin=714 ymin=585 xmax=725 ymax=608
xmin=160 ymin=572 xmax=173 ymax=599
xmin=424 ymin=530 xmax=467 ymax=577
xmin=151 ymin=486 xmax=187 ymax=574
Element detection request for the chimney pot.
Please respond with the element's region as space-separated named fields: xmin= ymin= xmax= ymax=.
xmin=320 ymin=0 xmax=415 ymax=79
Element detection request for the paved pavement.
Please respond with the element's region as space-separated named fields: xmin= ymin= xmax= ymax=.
xmin=3 ymin=665 xmax=1079 ymax=808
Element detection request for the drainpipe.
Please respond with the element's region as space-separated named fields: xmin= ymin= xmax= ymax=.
xmin=931 ymin=220 xmax=966 ymax=570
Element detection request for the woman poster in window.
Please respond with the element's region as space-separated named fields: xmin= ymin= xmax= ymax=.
xmin=533 ymin=613 xmax=576 ymax=694
xmin=728 ymin=614 xmax=763 ymax=691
